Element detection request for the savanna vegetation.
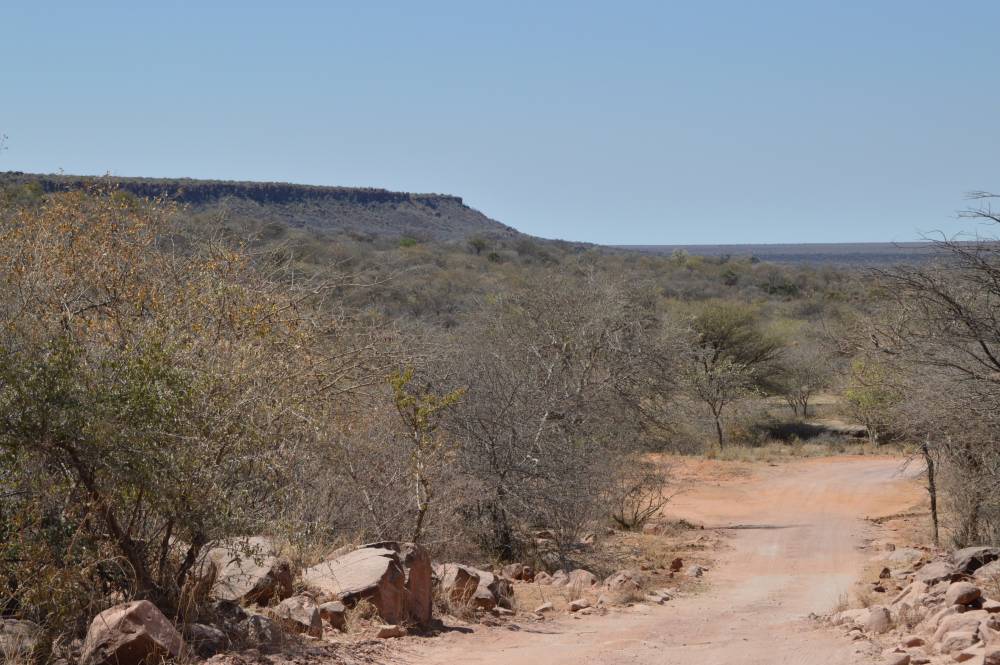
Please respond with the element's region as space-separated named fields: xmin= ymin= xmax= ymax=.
xmin=1 ymin=177 xmax=992 ymax=655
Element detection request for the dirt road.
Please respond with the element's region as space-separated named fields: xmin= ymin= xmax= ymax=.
xmin=399 ymin=456 xmax=924 ymax=665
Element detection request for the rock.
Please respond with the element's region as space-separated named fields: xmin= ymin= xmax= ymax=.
xmin=879 ymin=567 xmax=892 ymax=579
xmin=984 ymin=599 xmax=1000 ymax=613
xmin=376 ymin=625 xmax=407 ymax=639
xmin=182 ymin=624 xmax=229 ymax=658
xmin=436 ymin=563 xmax=481 ymax=606
xmin=939 ymin=630 xmax=978 ymax=655
xmin=955 ymin=645 xmax=986 ymax=662
xmin=268 ymin=595 xmax=323 ymax=638
xmin=901 ymin=635 xmax=925 ymax=647
xmin=934 ymin=610 xmax=987 ymax=642
xmin=604 ymin=570 xmax=646 ymax=592
xmin=475 ymin=569 xmax=514 ymax=610
xmin=832 ymin=608 xmax=871 ymax=628
xmin=986 ymin=646 xmax=1000 ymax=665
xmin=205 ymin=536 xmax=293 ymax=606
xmin=568 ymin=599 xmax=591 ymax=612
xmin=865 ymin=606 xmax=892 ymax=634
xmin=686 ymin=565 xmax=705 ymax=578
xmin=915 ymin=560 xmax=956 ymax=584
xmin=502 ymin=563 xmax=523 ymax=580
xmin=953 ymin=547 xmax=1000 ymax=575
xmin=947 ymin=582 xmax=983 ymax=607
xmin=533 ymin=572 xmax=552 ymax=585
xmin=976 ymin=561 xmax=1000 ymax=583
xmin=303 ymin=541 xmax=432 ymax=628
xmin=534 ymin=602 xmax=554 ymax=614
xmin=670 ymin=558 xmax=684 ymax=572
xmin=318 ymin=601 xmax=346 ymax=631
xmin=80 ymin=601 xmax=186 ymax=665
xmin=567 ymin=569 xmax=598 ymax=588
xmin=0 ymin=619 xmax=41 ymax=660
xmin=549 ymin=570 xmax=570 ymax=587
xmin=242 ymin=614 xmax=283 ymax=648
xmin=888 ymin=548 xmax=924 ymax=564
xmin=884 ymin=653 xmax=909 ymax=665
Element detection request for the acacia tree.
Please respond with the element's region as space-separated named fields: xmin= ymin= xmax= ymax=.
xmin=685 ymin=302 xmax=783 ymax=448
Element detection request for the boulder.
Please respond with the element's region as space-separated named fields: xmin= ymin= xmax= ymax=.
xmin=549 ymin=570 xmax=569 ymax=587
xmin=534 ymin=602 xmax=554 ymax=613
xmin=567 ymin=569 xmax=598 ymax=588
xmin=934 ymin=610 xmax=987 ymax=643
xmin=241 ymin=614 xmax=282 ymax=648
xmin=502 ymin=563 xmax=534 ymax=581
xmin=436 ymin=563 xmax=481 ymax=606
xmin=0 ymin=619 xmax=41 ymax=660
xmin=670 ymin=558 xmax=684 ymax=572
xmin=955 ymin=645 xmax=986 ymax=663
xmin=182 ymin=624 xmax=229 ymax=658
xmin=887 ymin=548 xmax=925 ymax=564
xmin=80 ymin=601 xmax=186 ymax=665
xmin=954 ymin=547 xmax=1000 ymax=575
xmin=319 ymin=601 xmax=347 ymax=631
xmin=303 ymin=542 xmax=432 ymax=628
xmin=568 ymin=599 xmax=591 ymax=612
xmin=205 ymin=537 xmax=293 ymax=605
xmin=915 ymin=560 xmax=955 ymax=585
xmin=376 ymin=625 xmax=407 ymax=639
xmin=865 ymin=606 xmax=892 ymax=634
xmin=268 ymin=595 xmax=323 ymax=638
xmin=986 ymin=647 xmax=1000 ymax=665
xmin=939 ymin=630 xmax=978 ymax=655
xmin=604 ymin=570 xmax=646 ymax=592
xmin=533 ymin=572 xmax=552 ymax=585
xmin=976 ymin=561 xmax=1000 ymax=583
xmin=901 ymin=635 xmax=925 ymax=647
xmin=475 ymin=569 xmax=514 ymax=610
xmin=946 ymin=582 xmax=983 ymax=607
xmin=884 ymin=653 xmax=909 ymax=665
xmin=831 ymin=608 xmax=870 ymax=628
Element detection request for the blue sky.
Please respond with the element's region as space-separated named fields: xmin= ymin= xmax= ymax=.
xmin=2 ymin=1 xmax=998 ymax=244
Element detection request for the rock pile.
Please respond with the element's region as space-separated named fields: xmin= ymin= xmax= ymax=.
xmin=826 ymin=545 xmax=1000 ymax=665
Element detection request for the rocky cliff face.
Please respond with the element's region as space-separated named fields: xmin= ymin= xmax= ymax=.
xmin=0 ymin=172 xmax=520 ymax=242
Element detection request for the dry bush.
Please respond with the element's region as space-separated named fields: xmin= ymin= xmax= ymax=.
xmin=605 ymin=460 xmax=672 ymax=531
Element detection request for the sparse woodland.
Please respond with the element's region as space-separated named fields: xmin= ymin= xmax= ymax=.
xmin=1 ymin=181 xmax=997 ymax=659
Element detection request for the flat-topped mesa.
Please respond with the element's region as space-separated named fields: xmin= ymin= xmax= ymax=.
xmin=0 ymin=171 xmax=463 ymax=207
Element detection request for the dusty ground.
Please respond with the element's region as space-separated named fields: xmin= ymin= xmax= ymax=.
xmin=394 ymin=455 xmax=925 ymax=665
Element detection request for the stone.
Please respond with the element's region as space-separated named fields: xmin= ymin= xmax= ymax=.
xmin=567 ymin=569 xmax=598 ymax=588
xmin=984 ymin=599 xmax=1000 ymax=613
xmin=901 ymin=635 xmax=925 ymax=647
xmin=884 ymin=653 xmax=909 ymax=665
xmin=303 ymin=541 xmax=432 ymax=628
xmin=205 ymin=537 xmax=294 ymax=606
xmin=80 ymin=601 xmax=186 ymax=665
xmin=318 ymin=601 xmax=347 ymax=631
xmin=475 ymin=569 xmax=514 ymax=610
xmin=955 ymin=645 xmax=986 ymax=662
xmin=939 ymin=630 xmax=977 ymax=655
xmin=0 ymin=619 xmax=41 ymax=660
xmin=832 ymin=608 xmax=870 ymax=628
xmin=268 ymin=595 xmax=323 ymax=638
xmin=686 ymin=565 xmax=705 ymax=578
xmin=946 ymin=582 xmax=983 ymax=607
xmin=436 ymin=563 xmax=481 ymax=606
xmin=182 ymin=624 xmax=229 ymax=658
xmin=604 ymin=570 xmax=646 ymax=592
xmin=879 ymin=567 xmax=892 ymax=579
xmin=568 ymin=599 xmax=591 ymax=612
xmin=977 ymin=561 xmax=1000 ymax=583
xmin=954 ymin=547 xmax=1000 ymax=575
xmin=242 ymin=614 xmax=282 ymax=648
xmin=549 ymin=570 xmax=570 ymax=587
xmin=915 ymin=560 xmax=956 ymax=585
xmin=534 ymin=602 xmax=554 ymax=613
xmin=864 ymin=606 xmax=892 ymax=634
xmin=934 ymin=610 xmax=987 ymax=642
xmin=887 ymin=548 xmax=924 ymax=564
xmin=376 ymin=625 xmax=407 ymax=639
xmin=986 ymin=646 xmax=1000 ymax=665
xmin=670 ymin=557 xmax=683 ymax=572
xmin=533 ymin=572 xmax=552 ymax=585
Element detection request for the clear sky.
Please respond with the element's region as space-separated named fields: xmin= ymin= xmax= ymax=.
xmin=2 ymin=1 xmax=998 ymax=244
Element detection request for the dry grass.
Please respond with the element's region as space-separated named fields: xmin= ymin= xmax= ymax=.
xmin=708 ymin=440 xmax=870 ymax=464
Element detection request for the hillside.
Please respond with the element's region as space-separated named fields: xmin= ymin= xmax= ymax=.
xmin=0 ymin=171 xmax=522 ymax=243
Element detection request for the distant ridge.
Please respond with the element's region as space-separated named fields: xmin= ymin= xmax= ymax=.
xmin=0 ymin=171 xmax=522 ymax=243
xmin=619 ymin=242 xmax=942 ymax=266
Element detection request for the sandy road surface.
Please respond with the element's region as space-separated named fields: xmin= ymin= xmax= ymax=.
xmin=398 ymin=456 xmax=924 ymax=665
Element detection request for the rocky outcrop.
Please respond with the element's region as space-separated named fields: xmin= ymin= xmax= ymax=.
xmin=302 ymin=542 xmax=432 ymax=628
xmin=80 ymin=601 xmax=185 ymax=665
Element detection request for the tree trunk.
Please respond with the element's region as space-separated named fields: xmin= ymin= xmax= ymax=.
xmin=714 ymin=414 xmax=725 ymax=449
xmin=921 ymin=438 xmax=939 ymax=546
